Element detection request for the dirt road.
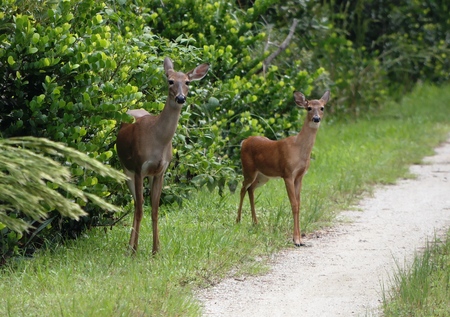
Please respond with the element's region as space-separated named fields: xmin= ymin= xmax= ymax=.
xmin=197 ymin=137 xmax=450 ymax=317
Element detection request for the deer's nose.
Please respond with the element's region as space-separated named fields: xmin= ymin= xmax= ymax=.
xmin=312 ymin=116 xmax=321 ymax=123
xmin=175 ymin=95 xmax=186 ymax=104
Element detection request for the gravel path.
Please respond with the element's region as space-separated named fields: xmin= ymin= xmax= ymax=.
xmin=197 ymin=137 xmax=450 ymax=317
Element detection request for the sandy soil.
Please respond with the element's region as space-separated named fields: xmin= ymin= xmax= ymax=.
xmin=197 ymin=137 xmax=450 ymax=317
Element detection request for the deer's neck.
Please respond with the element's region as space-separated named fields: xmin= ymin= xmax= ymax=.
xmin=294 ymin=123 xmax=319 ymax=156
xmin=153 ymin=99 xmax=182 ymax=144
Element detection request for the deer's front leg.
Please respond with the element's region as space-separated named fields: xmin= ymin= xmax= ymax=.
xmin=294 ymin=175 xmax=306 ymax=247
xmin=150 ymin=174 xmax=164 ymax=255
xmin=130 ymin=173 xmax=144 ymax=253
xmin=284 ymin=178 xmax=302 ymax=247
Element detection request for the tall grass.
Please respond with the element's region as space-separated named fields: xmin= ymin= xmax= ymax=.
xmin=0 ymin=84 xmax=450 ymax=316
xmin=382 ymin=231 xmax=450 ymax=316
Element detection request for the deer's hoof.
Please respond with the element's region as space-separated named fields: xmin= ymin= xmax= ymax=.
xmin=293 ymin=239 xmax=310 ymax=247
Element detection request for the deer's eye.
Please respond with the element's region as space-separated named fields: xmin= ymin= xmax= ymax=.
xmin=185 ymin=81 xmax=190 ymax=86
xmin=320 ymin=107 xmax=324 ymax=111
xmin=168 ymin=80 xmax=174 ymax=85
xmin=307 ymin=106 xmax=312 ymax=111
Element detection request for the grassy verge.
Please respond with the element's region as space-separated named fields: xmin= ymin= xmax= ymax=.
xmin=1 ymin=84 xmax=450 ymax=316
xmin=382 ymin=230 xmax=450 ymax=317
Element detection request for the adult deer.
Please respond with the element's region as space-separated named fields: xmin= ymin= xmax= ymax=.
xmin=116 ymin=57 xmax=209 ymax=254
xmin=236 ymin=90 xmax=330 ymax=247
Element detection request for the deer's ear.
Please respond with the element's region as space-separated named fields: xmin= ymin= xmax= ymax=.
xmin=164 ymin=57 xmax=174 ymax=76
xmin=294 ymin=91 xmax=307 ymax=108
xmin=321 ymin=90 xmax=331 ymax=103
xmin=187 ymin=63 xmax=210 ymax=81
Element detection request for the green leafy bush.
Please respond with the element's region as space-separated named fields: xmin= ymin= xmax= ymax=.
xmin=324 ymin=0 xmax=450 ymax=97
xmin=0 ymin=0 xmax=210 ymax=255
xmin=1 ymin=0 xmax=448 ymax=260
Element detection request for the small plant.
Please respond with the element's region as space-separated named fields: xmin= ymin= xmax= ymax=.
xmin=382 ymin=232 xmax=450 ymax=317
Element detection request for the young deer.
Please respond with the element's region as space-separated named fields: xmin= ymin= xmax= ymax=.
xmin=236 ymin=90 xmax=330 ymax=247
xmin=116 ymin=57 xmax=209 ymax=254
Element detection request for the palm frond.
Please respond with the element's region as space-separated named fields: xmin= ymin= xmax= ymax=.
xmin=0 ymin=137 xmax=127 ymax=233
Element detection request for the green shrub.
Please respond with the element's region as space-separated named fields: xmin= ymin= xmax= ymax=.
xmin=0 ymin=0 xmax=209 ymax=254
xmin=1 ymin=0 xmax=448 ymax=260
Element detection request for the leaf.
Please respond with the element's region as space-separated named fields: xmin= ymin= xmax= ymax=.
xmin=31 ymin=33 xmax=40 ymax=44
xmin=206 ymin=176 xmax=216 ymax=192
xmin=7 ymin=55 xmax=15 ymax=65
xmin=28 ymin=46 xmax=38 ymax=54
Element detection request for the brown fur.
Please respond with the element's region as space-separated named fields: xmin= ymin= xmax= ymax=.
xmin=237 ymin=90 xmax=330 ymax=246
xmin=116 ymin=57 xmax=209 ymax=254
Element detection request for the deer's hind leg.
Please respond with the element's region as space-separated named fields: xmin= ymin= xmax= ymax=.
xmin=237 ymin=173 xmax=255 ymax=223
xmin=248 ymin=173 xmax=270 ymax=224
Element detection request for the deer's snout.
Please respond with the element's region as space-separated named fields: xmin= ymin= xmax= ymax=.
xmin=175 ymin=95 xmax=186 ymax=104
xmin=312 ymin=116 xmax=321 ymax=123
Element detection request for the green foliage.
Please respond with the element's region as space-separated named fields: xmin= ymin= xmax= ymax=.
xmin=0 ymin=136 xmax=126 ymax=263
xmin=325 ymin=0 xmax=450 ymax=96
xmin=0 ymin=0 xmax=217 ymax=253
xmin=0 ymin=0 xmax=449 ymax=259
xmin=143 ymin=0 xmax=328 ymax=159
xmin=0 ymin=84 xmax=449 ymax=316
xmin=379 ymin=0 xmax=450 ymax=90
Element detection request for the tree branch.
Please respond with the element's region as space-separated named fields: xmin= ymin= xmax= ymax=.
xmin=257 ymin=19 xmax=299 ymax=75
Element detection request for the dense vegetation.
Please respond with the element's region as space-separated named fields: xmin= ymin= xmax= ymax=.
xmin=0 ymin=0 xmax=449 ymax=259
xmin=0 ymin=84 xmax=449 ymax=316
